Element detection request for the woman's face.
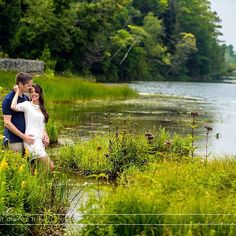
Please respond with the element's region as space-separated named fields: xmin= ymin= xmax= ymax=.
xmin=30 ymin=87 xmax=40 ymax=103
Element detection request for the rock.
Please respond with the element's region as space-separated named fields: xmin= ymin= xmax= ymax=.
xmin=0 ymin=58 xmax=44 ymax=73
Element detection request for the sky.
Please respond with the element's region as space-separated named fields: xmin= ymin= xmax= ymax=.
xmin=210 ymin=0 xmax=236 ymax=50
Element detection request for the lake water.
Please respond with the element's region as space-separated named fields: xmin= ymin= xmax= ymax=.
xmin=56 ymin=81 xmax=236 ymax=157
xmin=129 ymin=81 xmax=236 ymax=156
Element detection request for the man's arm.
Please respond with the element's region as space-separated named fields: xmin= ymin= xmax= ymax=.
xmin=3 ymin=115 xmax=34 ymax=144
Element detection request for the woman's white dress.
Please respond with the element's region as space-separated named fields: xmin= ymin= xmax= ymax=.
xmin=15 ymin=101 xmax=47 ymax=160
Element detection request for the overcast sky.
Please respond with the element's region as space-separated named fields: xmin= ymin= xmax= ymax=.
xmin=210 ymin=0 xmax=236 ymax=50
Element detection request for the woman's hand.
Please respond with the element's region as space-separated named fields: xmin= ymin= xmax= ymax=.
xmin=11 ymin=85 xmax=20 ymax=110
xmin=42 ymin=131 xmax=50 ymax=146
xmin=13 ymin=85 xmax=20 ymax=94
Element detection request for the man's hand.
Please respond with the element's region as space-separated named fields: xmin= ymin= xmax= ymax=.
xmin=23 ymin=134 xmax=35 ymax=145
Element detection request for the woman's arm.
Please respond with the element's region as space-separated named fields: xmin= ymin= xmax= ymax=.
xmin=10 ymin=85 xmax=20 ymax=111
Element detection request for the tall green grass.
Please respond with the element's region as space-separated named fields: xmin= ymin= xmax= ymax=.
xmin=0 ymin=71 xmax=137 ymax=101
xmin=36 ymin=75 xmax=137 ymax=101
xmin=55 ymin=128 xmax=192 ymax=179
xmin=79 ymin=158 xmax=236 ymax=235
xmin=0 ymin=148 xmax=71 ymax=235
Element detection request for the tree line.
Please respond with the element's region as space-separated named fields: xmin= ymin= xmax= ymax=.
xmin=0 ymin=0 xmax=230 ymax=81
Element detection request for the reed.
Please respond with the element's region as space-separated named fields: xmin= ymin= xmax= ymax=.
xmin=0 ymin=71 xmax=137 ymax=101
xmin=35 ymin=75 xmax=136 ymax=101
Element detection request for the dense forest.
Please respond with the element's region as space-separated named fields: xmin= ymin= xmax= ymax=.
xmin=0 ymin=0 xmax=233 ymax=81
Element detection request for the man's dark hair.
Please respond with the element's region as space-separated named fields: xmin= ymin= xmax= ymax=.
xmin=15 ymin=72 xmax=33 ymax=85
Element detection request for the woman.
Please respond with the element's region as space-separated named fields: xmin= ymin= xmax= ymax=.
xmin=11 ymin=84 xmax=54 ymax=172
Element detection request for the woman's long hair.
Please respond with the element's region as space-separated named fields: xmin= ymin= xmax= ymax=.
xmin=32 ymin=84 xmax=49 ymax=123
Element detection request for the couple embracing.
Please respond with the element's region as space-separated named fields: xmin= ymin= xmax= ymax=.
xmin=2 ymin=72 xmax=54 ymax=172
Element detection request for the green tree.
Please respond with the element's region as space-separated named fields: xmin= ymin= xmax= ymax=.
xmin=71 ymin=0 xmax=131 ymax=80
xmin=0 ymin=0 xmax=30 ymax=54
xmin=164 ymin=0 xmax=224 ymax=80
xmin=10 ymin=0 xmax=74 ymax=71
xmin=167 ymin=32 xmax=197 ymax=78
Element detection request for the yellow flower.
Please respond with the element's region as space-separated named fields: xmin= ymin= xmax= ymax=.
xmin=24 ymin=148 xmax=29 ymax=157
xmin=21 ymin=181 xmax=27 ymax=188
xmin=19 ymin=164 xmax=25 ymax=172
xmin=0 ymin=159 xmax=8 ymax=171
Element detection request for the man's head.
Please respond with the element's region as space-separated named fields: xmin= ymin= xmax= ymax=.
xmin=15 ymin=72 xmax=33 ymax=93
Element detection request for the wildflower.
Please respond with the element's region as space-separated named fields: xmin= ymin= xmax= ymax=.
xmin=33 ymin=169 xmax=38 ymax=176
xmin=164 ymin=140 xmax=172 ymax=148
xmin=21 ymin=181 xmax=27 ymax=188
xmin=205 ymin=126 xmax=213 ymax=132
xmin=145 ymin=133 xmax=154 ymax=139
xmin=19 ymin=164 xmax=25 ymax=172
xmin=0 ymin=159 xmax=8 ymax=171
xmin=191 ymin=111 xmax=199 ymax=117
xmin=24 ymin=148 xmax=29 ymax=157
xmin=145 ymin=133 xmax=154 ymax=143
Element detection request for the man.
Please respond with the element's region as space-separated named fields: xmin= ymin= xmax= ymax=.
xmin=2 ymin=72 xmax=36 ymax=154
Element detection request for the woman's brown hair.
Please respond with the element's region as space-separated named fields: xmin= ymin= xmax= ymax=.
xmin=31 ymin=84 xmax=49 ymax=123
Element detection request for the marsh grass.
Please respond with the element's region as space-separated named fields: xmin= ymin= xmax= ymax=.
xmin=56 ymin=135 xmax=111 ymax=174
xmin=79 ymin=158 xmax=236 ymax=235
xmin=0 ymin=71 xmax=137 ymax=102
xmin=56 ymin=128 xmax=193 ymax=179
xmin=35 ymin=74 xmax=137 ymax=101
xmin=46 ymin=120 xmax=60 ymax=145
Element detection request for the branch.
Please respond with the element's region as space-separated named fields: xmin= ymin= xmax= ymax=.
xmin=120 ymin=41 xmax=136 ymax=65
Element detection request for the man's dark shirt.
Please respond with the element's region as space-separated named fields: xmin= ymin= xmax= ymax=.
xmin=2 ymin=90 xmax=29 ymax=143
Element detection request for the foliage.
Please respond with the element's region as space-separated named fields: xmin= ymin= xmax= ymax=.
xmin=46 ymin=120 xmax=60 ymax=145
xmin=79 ymin=158 xmax=236 ymax=235
xmin=0 ymin=149 xmax=70 ymax=235
xmin=0 ymin=0 xmax=229 ymax=81
xmin=223 ymin=44 xmax=236 ymax=75
xmin=149 ymin=128 xmax=192 ymax=161
xmin=106 ymin=128 xmax=149 ymax=179
xmin=56 ymin=128 xmax=192 ymax=179
xmin=56 ymin=135 xmax=112 ymax=174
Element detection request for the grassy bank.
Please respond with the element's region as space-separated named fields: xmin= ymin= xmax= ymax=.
xmin=53 ymin=128 xmax=236 ymax=235
xmin=0 ymin=71 xmax=137 ymax=102
xmin=79 ymin=158 xmax=236 ymax=235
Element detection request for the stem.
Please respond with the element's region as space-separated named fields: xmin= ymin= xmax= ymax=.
xmin=205 ymin=131 xmax=209 ymax=162
xmin=191 ymin=117 xmax=195 ymax=158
